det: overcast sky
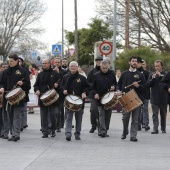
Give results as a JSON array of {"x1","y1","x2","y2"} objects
[{"x1": 39, "y1": 0, "x2": 97, "y2": 51}]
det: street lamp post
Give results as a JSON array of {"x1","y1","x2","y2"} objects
[
  {"x1": 74, "y1": 0, "x2": 78, "y2": 62},
  {"x1": 62, "y1": 0, "x2": 64, "y2": 59},
  {"x1": 112, "y1": 0, "x2": 117, "y2": 71}
]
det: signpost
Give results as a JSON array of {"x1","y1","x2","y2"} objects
[
  {"x1": 99, "y1": 41, "x2": 113, "y2": 55},
  {"x1": 52, "y1": 44, "x2": 62, "y2": 55},
  {"x1": 68, "y1": 49, "x2": 75, "y2": 57}
]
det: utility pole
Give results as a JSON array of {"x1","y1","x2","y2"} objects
[
  {"x1": 138, "y1": 0, "x2": 141, "y2": 47},
  {"x1": 74, "y1": 0, "x2": 78, "y2": 62},
  {"x1": 125, "y1": 0, "x2": 130, "y2": 49},
  {"x1": 62, "y1": 0, "x2": 64, "y2": 59},
  {"x1": 112, "y1": 0, "x2": 117, "y2": 71}
]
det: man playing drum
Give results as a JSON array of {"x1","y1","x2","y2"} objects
[
  {"x1": 117, "y1": 56, "x2": 146, "y2": 142},
  {"x1": 61, "y1": 61, "x2": 90, "y2": 141},
  {"x1": 92, "y1": 60, "x2": 117, "y2": 138},
  {"x1": 34, "y1": 58, "x2": 60, "y2": 138},
  {"x1": 0, "y1": 54, "x2": 31, "y2": 142}
]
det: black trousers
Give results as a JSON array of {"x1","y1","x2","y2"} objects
[
  {"x1": 40, "y1": 106, "x2": 58, "y2": 134},
  {"x1": 0, "y1": 108, "x2": 3, "y2": 135},
  {"x1": 90, "y1": 99, "x2": 99, "y2": 129}
]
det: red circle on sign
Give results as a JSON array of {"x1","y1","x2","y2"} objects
[{"x1": 99, "y1": 41, "x2": 113, "y2": 55}]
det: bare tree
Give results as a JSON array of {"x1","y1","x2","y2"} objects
[
  {"x1": 0, "y1": 0, "x2": 47, "y2": 60},
  {"x1": 95, "y1": 0, "x2": 170, "y2": 52}
]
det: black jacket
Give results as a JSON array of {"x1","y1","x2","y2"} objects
[
  {"x1": 92, "y1": 70, "x2": 117, "y2": 105},
  {"x1": 137, "y1": 67, "x2": 150, "y2": 99},
  {"x1": 61, "y1": 71, "x2": 91, "y2": 109},
  {"x1": 147, "y1": 71, "x2": 167, "y2": 105},
  {"x1": 117, "y1": 70, "x2": 146, "y2": 102},
  {"x1": 34, "y1": 68, "x2": 60, "y2": 107},
  {"x1": 87, "y1": 66, "x2": 101, "y2": 87},
  {"x1": 0, "y1": 64, "x2": 31, "y2": 106}
]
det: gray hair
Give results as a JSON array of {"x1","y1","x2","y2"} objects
[
  {"x1": 100, "y1": 60, "x2": 109, "y2": 66},
  {"x1": 103, "y1": 57, "x2": 111, "y2": 64},
  {"x1": 69, "y1": 61, "x2": 78, "y2": 67}
]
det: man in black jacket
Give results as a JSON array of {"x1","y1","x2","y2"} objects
[
  {"x1": 92, "y1": 60, "x2": 117, "y2": 137},
  {"x1": 87, "y1": 56, "x2": 103, "y2": 133},
  {"x1": 18, "y1": 56, "x2": 31, "y2": 131},
  {"x1": 147, "y1": 60, "x2": 167, "y2": 134},
  {"x1": 61, "y1": 61, "x2": 90, "y2": 141},
  {"x1": 34, "y1": 58, "x2": 60, "y2": 138},
  {"x1": 117, "y1": 56, "x2": 146, "y2": 142},
  {"x1": 0, "y1": 54, "x2": 31, "y2": 141},
  {"x1": 137, "y1": 57, "x2": 150, "y2": 131},
  {"x1": 53, "y1": 57, "x2": 67, "y2": 131}
]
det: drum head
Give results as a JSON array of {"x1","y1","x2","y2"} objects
[
  {"x1": 101, "y1": 91, "x2": 115, "y2": 104},
  {"x1": 40, "y1": 89, "x2": 55, "y2": 99},
  {"x1": 66, "y1": 95, "x2": 83, "y2": 104},
  {"x1": 6, "y1": 88, "x2": 21, "y2": 98}
]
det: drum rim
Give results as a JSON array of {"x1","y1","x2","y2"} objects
[
  {"x1": 40, "y1": 89, "x2": 56, "y2": 99},
  {"x1": 65, "y1": 94, "x2": 83, "y2": 104},
  {"x1": 5, "y1": 87, "x2": 22, "y2": 98},
  {"x1": 101, "y1": 91, "x2": 116, "y2": 104}
]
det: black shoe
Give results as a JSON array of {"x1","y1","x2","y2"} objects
[
  {"x1": 121, "y1": 134, "x2": 127, "y2": 140},
  {"x1": 100, "y1": 134, "x2": 109, "y2": 138},
  {"x1": 8, "y1": 136, "x2": 14, "y2": 141},
  {"x1": 75, "y1": 135, "x2": 81, "y2": 140},
  {"x1": 162, "y1": 130, "x2": 166, "y2": 133},
  {"x1": 57, "y1": 128, "x2": 61, "y2": 132},
  {"x1": 130, "y1": 137, "x2": 138, "y2": 142},
  {"x1": 42, "y1": 134, "x2": 48, "y2": 138},
  {"x1": 23, "y1": 125, "x2": 28, "y2": 129},
  {"x1": 145, "y1": 125, "x2": 150, "y2": 131},
  {"x1": 13, "y1": 136, "x2": 20, "y2": 142},
  {"x1": 72, "y1": 125, "x2": 74, "y2": 128},
  {"x1": 66, "y1": 136, "x2": 71, "y2": 141},
  {"x1": 2, "y1": 135, "x2": 9, "y2": 139},
  {"x1": 20, "y1": 128, "x2": 23, "y2": 131},
  {"x1": 89, "y1": 128, "x2": 96, "y2": 133},
  {"x1": 151, "y1": 130, "x2": 159, "y2": 134},
  {"x1": 51, "y1": 131, "x2": 56, "y2": 137}
]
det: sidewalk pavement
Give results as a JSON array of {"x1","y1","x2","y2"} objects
[{"x1": 0, "y1": 103, "x2": 170, "y2": 170}]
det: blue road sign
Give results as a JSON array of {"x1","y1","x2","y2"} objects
[
  {"x1": 32, "y1": 52, "x2": 37, "y2": 60},
  {"x1": 52, "y1": 44, "x2": 62, "y2": 55}
]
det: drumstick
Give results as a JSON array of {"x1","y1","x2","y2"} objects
[{"x1": 125, "y1": 80, "x2": 141, "y2": 89}]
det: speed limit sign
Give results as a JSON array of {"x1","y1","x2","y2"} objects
[{"x1": 99, "y1": 41, "x2": 113, "y2": 55}]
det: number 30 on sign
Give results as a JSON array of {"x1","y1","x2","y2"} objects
[{"x1": 99, "y1": 42, "x2": 113, "y2": 55}]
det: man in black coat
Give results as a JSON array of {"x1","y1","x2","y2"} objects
[
  {"x1": 117, "y1": 56, "x2": 146, "y2": 142},
  {"x1": 0, "y1": 62, "x2": 8, "y2": 139},
  {"x1": 92, "y1": 60, "x2": 117, "y2": 137},
  {"x1": 53, "y1": 57, "x2": 67, "y2": 131},
  {"x1": 61, "y1": 61, "x2": 90, "y2": 141},
  {"x1": 137, "y1": 57, "x2": 150, "y2": 131},
  {"x1": 87, "y1": 56, "x2": 103, "y2": 133},
  {"x1": 0, "y1": 54, "x2": 31, "y2": 141},
  {"x1": 18, "y1": 56, "x2": 31, "y2": 131},
  {"x1": 147, "y1": 60, "x2": 167, "y2": 134},
  {"x1": 34, "y1": 58, "x2": 60, "y2": 138}
]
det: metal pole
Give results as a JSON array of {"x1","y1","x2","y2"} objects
[
  {"x1": 112, "y1": 0, "x2": 117, "y2": 71},
  {"x1": 125, "y1": 0, "x2": 130, "y2": 49},
  {"x1": 62, "y1": 0, "x2": 64, "y2": 59},
  {"x1": 74, "y1": 0, "x2": 78, "y2": 62}
]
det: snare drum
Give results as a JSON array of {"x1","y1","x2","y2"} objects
[
  {"x1": 40, "y1": 89, "x2": 59, "y2": 106},
  {"x1": 101, "y1": 91, "x2": 118, "y2": 110},
  {"x1": 5, "y1": 88, "x2": 26, "y2": 105},
  {"x1": 118, "y1": 89, "x2": 143, "y2": 113},
  {"x1": 64, "y1": 95, "x2": 83, "y2": 112}
]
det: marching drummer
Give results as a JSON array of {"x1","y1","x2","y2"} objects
[
  {"x1": 34, "y1": 58, "x2": 60, "y2": 138},
  {"x1": 61, "y1": 61, "x2": 90, "y2": 141},
  {"x1": 117, "y1": 56, "x2": 146, "y2": 142},
  {"x1": 92, "y1": 60, "x2": 117, "y2": 138},
  {"x1": 0, "y1": 54, "x2": 31, "y2": 142}
]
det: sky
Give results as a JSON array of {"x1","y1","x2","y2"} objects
[{"x1": 39, "y1": 0, "x2": 97, "y2": 51}]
